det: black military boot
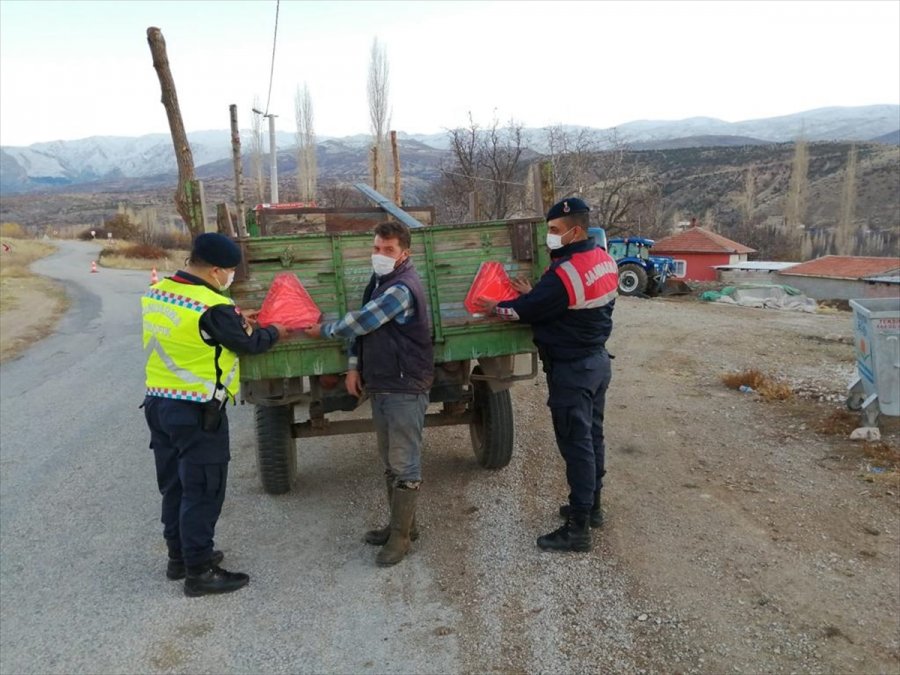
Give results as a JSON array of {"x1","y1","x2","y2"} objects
[
  {"x1": 184, "y1": 563, "x2": 249, "y2": 597},
  {"x1": 559, "y1": 491, "x2": 603, "y2": 528},
  {"x1": 537, "y1": 511, "x2": 592, "y2": 552},
  {"x1": 365, "y1": 477, "x2": 419, "y2": 545},
  {"x1": 167, "y1": 550, "x2": 224, "y2": 580}
]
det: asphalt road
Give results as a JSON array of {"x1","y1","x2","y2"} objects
[{"x1": 0, "y1": 241, "x2": 462, "y2": 674}]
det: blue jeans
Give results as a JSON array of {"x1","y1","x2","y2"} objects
[{"x1": 371, "y1": 392, "x2": 428, "y2": 484}]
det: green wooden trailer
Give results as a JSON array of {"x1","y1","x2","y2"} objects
[{"x1": 229, "y1": 216, "x2": 549, "y2": 494}]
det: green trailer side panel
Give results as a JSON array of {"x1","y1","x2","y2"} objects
[{"x1": 232, "y1": 219, "x2": 548, "y2": 381}]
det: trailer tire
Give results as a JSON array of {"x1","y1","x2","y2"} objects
[
  {"x1": 255, "y1": 404, "x2": 297, "y2": 494},
  {"x1": 469, "y1": 367, "x2": 514, "y2": 469},
  {"x1": 618, "y1": 263, "x2": 648, "y2": 296}
]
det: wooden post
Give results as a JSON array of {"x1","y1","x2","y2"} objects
[
  {"x1": 146, "y1": 27, "x2": 202, "y2": 238},
  {"x1": 468, "y1": 191, "x2": 481, "y2": 222},
  {"x1": 390, "y1": 130, "x2": 401, "y2": 205},
  {"x1": 536, "y1": 160, "x2": 555, "y2": 217},
  {"x1": 216, "y1": 203, "x2": 236, "y2": 237},
  {"x1": 184, "y1": 179, "x2": 207, "y2": 233},
  {"x1": 229, "y1": 104, "x2": 247, "y2": 237},
  {"x1": 371, "y1": 145, "x2": 379, "y2": 192}
]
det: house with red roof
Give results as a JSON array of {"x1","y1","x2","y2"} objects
[
  {"x1": 775, "y1": 255, "x2": 900, "y2": 300},
  {"x1": 651, "y1": 226, "x2": 756, "y2": 281}
]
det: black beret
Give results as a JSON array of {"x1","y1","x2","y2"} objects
[
  {"x1": 546, "y1": 197, "x2": 590, "y2": 222},
  {"x1": 191, "y1": 233, "x2": 241, "y2": 268}
]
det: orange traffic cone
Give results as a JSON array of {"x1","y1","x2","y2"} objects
[
  {"x1": 150, "y1": 267, "x2": 159, "y2": 285},
  {"x1": 91, "y1": 261, "x2": 98, "y2": 273}
]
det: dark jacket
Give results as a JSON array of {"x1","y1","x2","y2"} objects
[
  {"x1": 498, "y1": 239, "x2": 615, "y2": 361},
  {"x1": 359, "y1": 260, "x2": 434, "y2": 394}
]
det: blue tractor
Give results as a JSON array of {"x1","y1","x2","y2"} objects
[{"x1": 606, "y1": 236, "x2": 679, "y2": 296}]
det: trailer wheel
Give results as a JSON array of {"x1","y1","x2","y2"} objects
[
  {"x1": 255, "y1": 404, "x2": 297, "y2": 494},
  {"x1": 469, "y1": 366, "x2": 514, "y2": 469},
  {"x1": 618, "y1": 263, "x2": 648, "y2": 296}
]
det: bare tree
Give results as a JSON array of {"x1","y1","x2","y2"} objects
[
  {"x1": 836, "y1": 143, "x2": 858, "y2": 255},
  {"x1": 741, "y1": 165, "x2": 756, "y2": 224},
  {"x1": 367, "y1": 37, "x2": 390, "y2": 193},
  {"x1": 585, "y1": 134, "x2": 656, "y2": 236},
  {"x1": 320, "y1": 180, "x2": 367, "y2": 209},
  {"x1": 543, "y1": 125, "x2": 599, "y2": 198},
  {"x1": 539, "y1": 127, "x2": 657, "y2": 236},
  {"x1": 250, "y1": 96, "x2": 265, "y2": 204},
  {"x1": 441, "y1": 114, "x2": 528, "y2": 221},
  {"x1": 482, "y1": 117, "x2": 526, "y2": 218},
  {"x1": 785, "y1": 137, "x2": 808, "y2": 229},
  {"x1": 294, "y1": 83, "x2": 317, "y2": 202}
]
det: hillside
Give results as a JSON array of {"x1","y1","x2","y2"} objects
[
  {"x1": 1, "y1": 105, "x2": 897, "y2": 195},
  {"x1": 2, "y1": 141, "x2": 896, "y2": 260}
]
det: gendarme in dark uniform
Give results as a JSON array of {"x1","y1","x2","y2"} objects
[
  {"x1": 487, "y1": 198, "x2": 616, "y2": 552},
  {"x1": 141, "y1": 233, "x2": 284, "y2": 596}
]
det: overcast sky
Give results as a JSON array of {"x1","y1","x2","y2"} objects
[{"x1": 1, "y1": 0, "x2": 898, "y2": 147}]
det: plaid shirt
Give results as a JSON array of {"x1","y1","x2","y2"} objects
[{"x1": 321, "y1": 282, "x2": 414, "y2": 370}]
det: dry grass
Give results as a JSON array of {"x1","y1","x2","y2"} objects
[
  {"x1": 0, "y1": 239, "x2": 58, "y2": 312},
  {"x1": 99, "y1": 248, "x2": 188, "y2": 272},
  {"x1": 863, "y1": 441, "x2": 900, "y2": 471},
  {"x1": 817, "y1": 409, "x2": 859, "y2": 436},
  {"x1": 0, "y1": 238, "x2": 69, "y2": 361},
  {"x1": 721, "y1": 368, "x2": 793, "y2": 401}
]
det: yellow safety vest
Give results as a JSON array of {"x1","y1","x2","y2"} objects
[{"x1": 142, "y1": 278, "x2": 240, "y2": 402}]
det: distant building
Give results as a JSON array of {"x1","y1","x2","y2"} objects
[
  {"x1": 715, "y1": 261, "x2": 800, "y2": 284},
  {"x1": 652, "y1": 225, "x2": 756, "y2": 281},
  {"x1": 775, "y1": 255, "x2": 900, "y2": 300}
]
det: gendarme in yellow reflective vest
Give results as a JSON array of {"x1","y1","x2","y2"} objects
[{"x1": 142, "y1": 278, "x2": 239, "y2": 402}]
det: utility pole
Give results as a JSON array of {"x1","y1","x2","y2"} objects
[
  {"x1": 253, "y1": 108, "x2": 279, "y2": 204},
  {"x1": 229, "y1": 104, "x2": 247, "y2": 236}
]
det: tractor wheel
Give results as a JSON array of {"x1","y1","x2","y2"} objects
[
  {"x1": 618, "y1": 263, "x2": 648, "y2": 296},
  {"x1": 255, "y1": 404, "x2": 297, "y2": 494},
  {"x1": 469, "y1": 367, "x2": 514, "y2": 469}
]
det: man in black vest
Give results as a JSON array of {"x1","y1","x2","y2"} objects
[{"x1": 307, "y1": 221, "x2": 434, "y2": 566}]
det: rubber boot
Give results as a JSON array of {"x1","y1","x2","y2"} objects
[
  {"x1": 376, "y1": 486, "x2": 418, "y2": 566},
  {"x1": 365, "y1": 477, "x2": 419, "y2": 545},
  {"x1": 559, "y1": 491, "x2": 603, "y2": 528},
  {"x1": 537, "y1": 511, "x2": 592, "y2": 552}
]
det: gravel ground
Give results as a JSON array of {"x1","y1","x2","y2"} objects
[{"x1": 1, "y1": 247, "x2": 898, "y2": 674}]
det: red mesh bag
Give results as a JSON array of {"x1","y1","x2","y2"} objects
[
  {"x1": 256, "y1": 273, "x2": 322, "y2": 330},
  {"x1": 464, "y1": 261, "x2": 520, "y2": 315}
]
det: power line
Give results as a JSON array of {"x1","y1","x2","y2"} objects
[
  {"x1": 441, "y1": 168, "x2": 578, "y2": 191},
  {"x1": 264, "y1": 0, "x2": 280, "y2": 115},
  {"x1": 440, "y1": 169, "x2": 526, "y2": 187}
]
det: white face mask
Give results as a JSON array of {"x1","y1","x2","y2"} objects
[
  {"x1": 546, "y1": 226, "x2": 575, "y2": 251},
  {"x1": 218, "y1": 270, "x2": 235, "y2": 291},
  {"x1": 372, "y1": 253, "x2": 398, "y2": 276},
  {"x1": 546, "y1": 233, "x2": 564, "y2": 250}
]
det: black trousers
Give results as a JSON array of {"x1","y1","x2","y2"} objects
[
  {"x1": 545, "y1": 351, "x2": 612, "y2": 513},
  {"x1": 143, "y1": 396, "x2": 229, "y2": 567}
]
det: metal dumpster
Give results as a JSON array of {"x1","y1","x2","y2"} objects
[{"x1": 847, "y1": 297, "x2": 900, "y2": 424}]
